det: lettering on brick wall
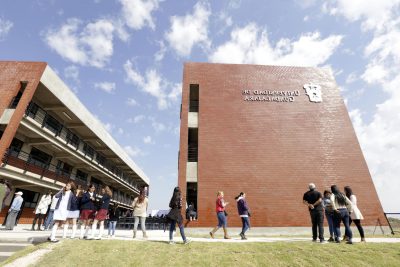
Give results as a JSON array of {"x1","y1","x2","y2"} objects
[{"x1": 242, "y1": 90, "x2": 300, "y2": 102}]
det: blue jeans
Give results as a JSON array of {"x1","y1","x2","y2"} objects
[
  {"x1": 241, "y1": 217, "x2": 250, "y2": 234},
  {"x1": 325, "y1": 212, "x2": 334, "y2": 237},
  {"x1": 169, "y1": 221, "x2": 186, "y2": 242},
  {"x1": 108, "y1": 221, "x2": 117, "y2": 235},
  {"x1": 217, "y1": 212, "x2": 227, "y2": 228},
  {"x1": 333, "y1": 208, "x2": 352, "y2": 240},
  {"x1": 43, "y1": 210, "x2": 55, "y2": 230}
]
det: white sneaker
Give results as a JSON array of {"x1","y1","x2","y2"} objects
[{"x1": 168, "y1": 241, "x2": 175, "y2": 245}]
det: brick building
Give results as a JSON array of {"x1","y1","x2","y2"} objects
[
  {"x1": 178, "y1": 62, "x2": 385, "y2": 227},
  {"x1": 0, "y1": 61, "x2": 149, "y2": 224}
]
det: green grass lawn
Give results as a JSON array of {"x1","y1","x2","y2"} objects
[{"x1": 9, "y1": 240, "x2": 400, "y2": 267}]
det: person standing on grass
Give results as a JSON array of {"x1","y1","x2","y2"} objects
[
  {"x1": 167, "y1": 187, "x2": 191, "y2": 244},
  {"x1": 49, "y1": 181, "x2": 77, "y2": 242},
  {"x1": 322, "y1": 190, "x2": 335, "y2": 242},
  {"x1": 132, "y1": 189, "x2": 148, "y2": 239},
  {"x1": 330, "y1": 184, "x2": 353, "y2": 244},
  {"x1": 303, "y1": 183, "x2": 325, "y2": 243},
  {"x1": 344, "y1": 186, "x2": 365, "y2": 242},
  {"x1": 79, "y1": 184, "x2": 97, "y2": 239},
  {"x1": 235, "y1": 192, "x2": 250, "y2": 240},
  {"x1": 31, "y1": 190, "x2": 52, "y2": 231},
  {"x1": 108, "y1": 204, "x2": 120, "y2": 238},
  {"x1": 5, "y1": 191, "x2": 23, "y2": 230},
  {"x1": 89, "y1": 186, "x2": 112, "y2": 240},
  {"x1": 63, "y1": 186, "x2": 82, "y2": 239},
  {"x1": 210, "y1": 191, "x2": 231, "y2": 239}
]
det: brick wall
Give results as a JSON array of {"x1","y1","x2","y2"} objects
[
  {"x1": 0, "y1": 61, "x2": 47, "y2": 162},
  {"x1": 178, "y1": 63, "x2": 386, "y2": 227}
]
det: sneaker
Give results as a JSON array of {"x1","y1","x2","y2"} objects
[
  {"x1": 209, "y1": 232, "x2": 214, "y2": 239},
  {"x1": 346, "y1": 240, "x2": 353, "y2": 245},
  {"x1": 335, "y1": 238, "x2": 340, "y2": 243},
  {"x1": 183, "y1": 239, "x2": 191, "y2": 245},
  {"x1": 50, "y1": 239, "x2": 59, "y2": 243},
  {"x1": 312, "y1": 239, "x2": 317, "y2": 242},
  {"x1": 328, "y1": 237, "x2": 334, "y2": 242},
  {"x1": 320, "y1": 240, "x2": 327, "y2": 244},
  {"x1": 143, "y1": 234, "x2": 148, "y2": 239},
  {"x1": 361, "y1": 238, "x2": 366, "y2": 243},
  {"x1": 168, "y1": 241, "x2": 175, "y2": 245}
]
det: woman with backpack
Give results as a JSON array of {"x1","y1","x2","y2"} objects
[{"x1": 330, "y1": 185, "x2": 353, "y2": 244}]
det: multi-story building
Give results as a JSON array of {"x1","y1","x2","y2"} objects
[
  {"x1": 0, "y1": 61, "x2": 149, "y2": 224},
  {"x1": 178, "y1": 62, "x2": 386, "y2": 227}
]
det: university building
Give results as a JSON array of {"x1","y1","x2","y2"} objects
[
  {"x1": 178, "y1": 62, "x2": 386, "y2": 227},
  {"x1": 0, "y1": 61, "x2": 149, "y2": 224}
]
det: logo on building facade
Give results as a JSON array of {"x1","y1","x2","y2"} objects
[{"x1": 303, "y1": 83, "x2": 322, "y2": 103}]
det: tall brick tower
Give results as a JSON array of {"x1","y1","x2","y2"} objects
[{"x1": 178, "y1": 62, "x2": 385, "y2": 227}]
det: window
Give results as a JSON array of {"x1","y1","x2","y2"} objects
[
  {"x1": 76, "y1": 169, "x2": 88, "y2": 183},
  {"x1": 189, "y1": 84, "x2": 199, "y2": 112},
  {"x1": 44, "y1": 114, "x2": 62, "y2": 135},
  {"x1": 29, "y1": 147, "x2": 52, "y2": 169}
]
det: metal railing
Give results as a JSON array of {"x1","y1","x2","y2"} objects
[
  {"x1": 2, "y1": 148, "x2": 134, "y2": 207},
  {"x1": 384, "y1": 213, "x2": 400, "y2": 235},
  {"x1": 189, "y1": 100, "x2": 199, "y2": 112},
  {"x1": 23, "y1": 101, "x2": 140, "y2": 191}
]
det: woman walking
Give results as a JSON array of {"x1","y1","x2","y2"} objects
[
  {"x1": 210, "y1": 191, "x2": 230, "y2": 239},
  {"x1": 79, "y1": 184, "x2": 97, "y2": 239},
  {"x1": 108, "y1": 204, "x2": 120, "y2": 238},
  {"x1": 167, "y1": 187, "x2": 190, "y2": 244},
  {"x1": 235, "y1": 192, "x2": 250, "y2": 240},
  {"x1": 89, "y1": 186, "x2": 112, "y2": 240},
  {"x1": 330, "y1": 185, "x2": 353, "y2": 244},
  {"x1": 323, "y1": 190, "x2": 335, "y2": 242},
  {"x1": 132, "y1": 189, "x2": 148, "y2": 239},
  {"x1": 344, "y1": 186, "x2": 366, "y2": 242},
  {"x1": 49, "y1": 181, "x2": 77, "y2": 242}
]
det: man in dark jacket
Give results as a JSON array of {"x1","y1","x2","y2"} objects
[{"x1": 303, "y1": 183, "x2": 325, "y2": 243}]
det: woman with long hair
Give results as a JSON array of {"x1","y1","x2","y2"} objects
[
  {"x1": 344, "y1": 186, "x2": 365, "y2": 242},
  {"x1": 323, "y1": 190, "x2": 335, "y2": 242},
  {"x1": 235, "y1": 192, "x2": 250, "y2": 240},
  {"x1": 108, "y1": 204, "x2": 120, "y2": 238},
  {"x1": 49, "y1": 181, "x2": 77, "y2": 242},
  {"x1": 132, "y1": 189, "x2": 148, "y2": 239},
  {"x1": 79, "y1": 184, "x2": 97, "y2": 239},
  {"x1": 330, "y1": 185, "x2": 353, "y2": 244},
  {"x1": 167, "y1": 187, "x2": 190, "y2": 244},
  {"x1": 63, "y1": 185, "x2": 83, "y2": 238},
  {"x1": 210, "y1": 191, "x2": 230, "y2": 239},
  {"x1": 89, "y1": 186, "x2": 112, "y2": 240}
]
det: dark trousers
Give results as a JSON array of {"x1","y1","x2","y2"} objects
[
  {"x1": 310, "y1": 209, "x2": 324, "y2": 241},
  {"x1": 333, "y1": 208, "x2": 353, "y2": 240},
  {"x1": 241, "y1": 217, "x2": 250, "y2": 235},
  {"x1": 5, "y1": 210, "x2": 19, "y2": 230},
  {"x1": 32, "y1": 213, "x2": 45, "y2": 230},
  {"x1": 349, "y1": 218, "x2": 365, "y2": 238},
  {"x1": 169, "y1": 221, "x2": 186, "y2": 242}
]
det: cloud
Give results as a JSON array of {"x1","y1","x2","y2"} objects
[
  {"x1": 326, "y1": 0, "x2": 400, "y2": 212},
  {"x1": 94, "y1": 82, "x2": 116, "y2": 93},
  {"x1": 124, "y1": 145, "x2": 142, "y2": 157},
  {"x1": 126, "y1": 98, "x2": 138, "y2": 107},
  {"x1": 0, "y1": 18, "x2": 13, "y2": 41},
  {"x1": 322, "y1": 0, "x2": 400, "y2": 31},
  {"x1": 151, "y1": 120, "x2": 166, "y2": 132},
  {"x1": 143, "y1": 135, "x2": 154, "y2": 144},
  {"x1": 123, "y1": 60, "x2": 181, "y2": 109},
  {"x1": 44, "y1": 18, "x2": 117, "y2": 68},
  {"x1": 165, "y1": 1, "x2": 211, "y2": 57},
  {"x1": 128, "y1": 114, "x2": 145, "y2": 124},
  {"x1": 154, "y1": 41, "x2": 167, "y2": 62},
  {"x1": 64, "y1": 65, "x2": 80, "y2": 83},
  {"x1": 103, "y1": 122, "x2": 115, "y2": 133},
  {"x1": 119, "y1": 0, "x2": 160, "y2": 30},
  {"x1": 209, "y1": 23, "x2": 343, "y2": 66}
]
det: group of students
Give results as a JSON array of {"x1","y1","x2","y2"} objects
[
  {"x1": 303, "y1": 183, "x2": 365, "y2": 244},
  {"x1": 45, "y1": 181, "x2": 114, "y2": 242}
]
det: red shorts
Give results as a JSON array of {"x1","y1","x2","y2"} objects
[
  {"x1": 95, "y1": 209, "x2": 108, "y2": 221},
  {"x1": 80, "y1": 209, "x2": 95, "y2": 220}
]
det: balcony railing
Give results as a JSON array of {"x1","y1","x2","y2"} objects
[
  {"x1": 2, "y1": 148, "x2": 134, "y2": 207},
  {"x1": 23, "y1": 101, "x2": 140, "y2": 191},
  {"x1": 189, "y1": 100, "x2": 199, "y2": 112}
]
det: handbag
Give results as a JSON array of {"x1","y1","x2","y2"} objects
[{"x1": 224, "y1": 210, "x2": 228, "y2": 216}]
